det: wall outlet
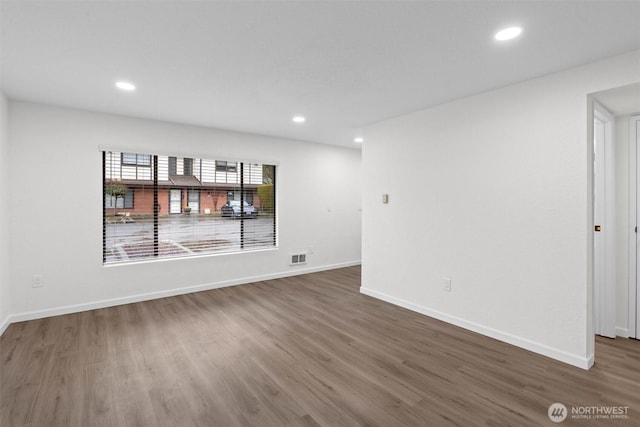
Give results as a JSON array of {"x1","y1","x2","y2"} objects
[
  {"x1": 442, "y1": 278, "x2": 452, "y2": 292},
  {"x1": 32, "y1": 274, "x2": 44, "y2": 288}
]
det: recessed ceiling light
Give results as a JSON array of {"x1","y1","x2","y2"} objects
[
  {"x1": 292, "y1": 116, "x2": 306, "y2": 123},
  {"x1": 354, "y1": 137, "x2": 364, "y2": 143},
  {"x1": 495, "y1": 26, "x2": 522, "y2": 41},
  {"x1": 115, "y1": 81, "x2": 136, "y2": 91}
]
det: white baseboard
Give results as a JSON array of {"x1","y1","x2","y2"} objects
[
  {"x1": 616, "y1": 326, "x2": 629, "y2": 338},
  {"x1": 0, "y1": 315, "x2": 9, "y2": 336},
  {"x1": 2, "y1": 261, "x2": 360, "y2": 333},
  {"x1": 360, "y1": 286, "x2": 593, "y2": 371}
]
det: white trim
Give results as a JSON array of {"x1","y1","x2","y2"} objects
[
  {"x1": 630, "y1": 114, "x2": 640, "y2": 339},
  {"x1": 98, "y1": 145, "x2": 281, "y2": 168},
  {"x1": 593, "y1": 102, "x2": 616, "y2": 338},
  {"x1": 103, "y1": 246, "x2": 279, "y2": 268},
  {"x1": 1, "y1": 261, "x2": 360, "y2": 333},
  {"x1": 360, "y1": 287, "x2": 594, "y2": 370},
  {"x1": 616, "y1": 326, "x2": 629, "y2": 338},
  {"x1": 0, "y1": 315, "x2": 10, "y2": 336}
]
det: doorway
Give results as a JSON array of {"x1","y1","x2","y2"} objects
[
  {"x1": 169, "y1": 189, "x2": 181, "y2": 214},
  {"x1": 591, "y1": 82, "x2": 640, "y2": 342},
  {"x1": 593, "y1": 102, "x2": 616, "y2": 338},
  {"x1": 187, "y1": 189, "x2": 200, "y2": 214}
]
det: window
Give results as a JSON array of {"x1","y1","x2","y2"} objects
[
  {"x1": 184, "y1": 158, "x2": 193, "y2": 176},
  {"x1": 104, "y1": 187, "x2": 134, "y2": 209},
  {"x1": 103, "y1": 151, "x2": 276, "y2": 264},
  {"x1": 216, "y1": 160, "x2": 237, "y2": 173},
  {"x1": 122, "y1": 152, "x2": 151, "y2": 166},
  {"x1": 168, "y1": 157, "x2": 177, "y2": 175}
]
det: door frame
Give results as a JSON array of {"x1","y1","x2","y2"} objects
[
  {"x1": 629, "y1": 114, "x2": 640, "y2": 339},
  {"x1": 593, "y1": 101, "x2": 616, "y2": 338}
]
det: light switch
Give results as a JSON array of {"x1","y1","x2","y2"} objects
[{"x1": 382, "y1": 194, "x2": 389, "y2": 204}]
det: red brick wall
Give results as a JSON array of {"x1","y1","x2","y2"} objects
[
  {"x1": 198, "y1": 189, "x2": 227, "y2": 214},
  {"x1": 108, "y1": 187, "x2": 262, "y2": 216},
  {"x1": 106, "y1": 187, "x2": 170, "y2": 216}
]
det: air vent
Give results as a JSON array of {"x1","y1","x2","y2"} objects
[{"x1": 290, "y1": 252, "x2": 307, "y2": 265}]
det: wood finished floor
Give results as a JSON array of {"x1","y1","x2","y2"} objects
[{"x1": 1, "y1": 266, "x2": 639, "y2": 426}]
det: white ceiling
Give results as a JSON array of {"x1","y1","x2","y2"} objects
[{"x1": 1, "y1": 1, "x2": 639, "y2": 148}]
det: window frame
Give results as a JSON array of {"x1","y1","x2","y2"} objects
[
  {"x1": 122, "y1": 152, "x2": 151, "y2": 167},
  {"x1": 184, "y1": 158, "x2": 194, "y2": 176},
  {"x1": 103, "y1": 151, "x2": 277, "y2": 265},
  {"x1": 216, "y1": 160, "x2": 237, "y2": 173},
  {"x1": 168, "y1": 156, "x2": 177, "y2": 175},
  {"x1": 104, "y1": 187, "x2": 134, "y2": 209}
]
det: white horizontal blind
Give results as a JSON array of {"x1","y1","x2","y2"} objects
[{"x1": 103, "y1": 151, "x2": 276, "y2": 264}]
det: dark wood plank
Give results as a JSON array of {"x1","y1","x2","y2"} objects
[{"x1": 1, "y1": 266, "x2": 638, "y2": 426}]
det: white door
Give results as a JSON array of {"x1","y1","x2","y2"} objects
[
  {"x1": 188, "y1": 190, "x2": 200, "y2": 213},
  {"x1": 593, "y1": 103, "x2": 616, "y2": 338},
  {"x1": 169, "y1": 189, "x2": 181, "y2": 214}
]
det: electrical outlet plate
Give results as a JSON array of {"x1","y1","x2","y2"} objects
[{"x1": 443, "y1": 278, "x2": 452, "y2": 292}]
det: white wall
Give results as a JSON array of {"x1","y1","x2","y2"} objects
[
  {"x1": 361, "y1": 50, "x2": 640, "y2": 369},
  {"x1": 0, "y1": 91, "x2": 10, "y2": 333},
  {"x1": 7, "y1": 102, "x2": 361, "y2": 320}
]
